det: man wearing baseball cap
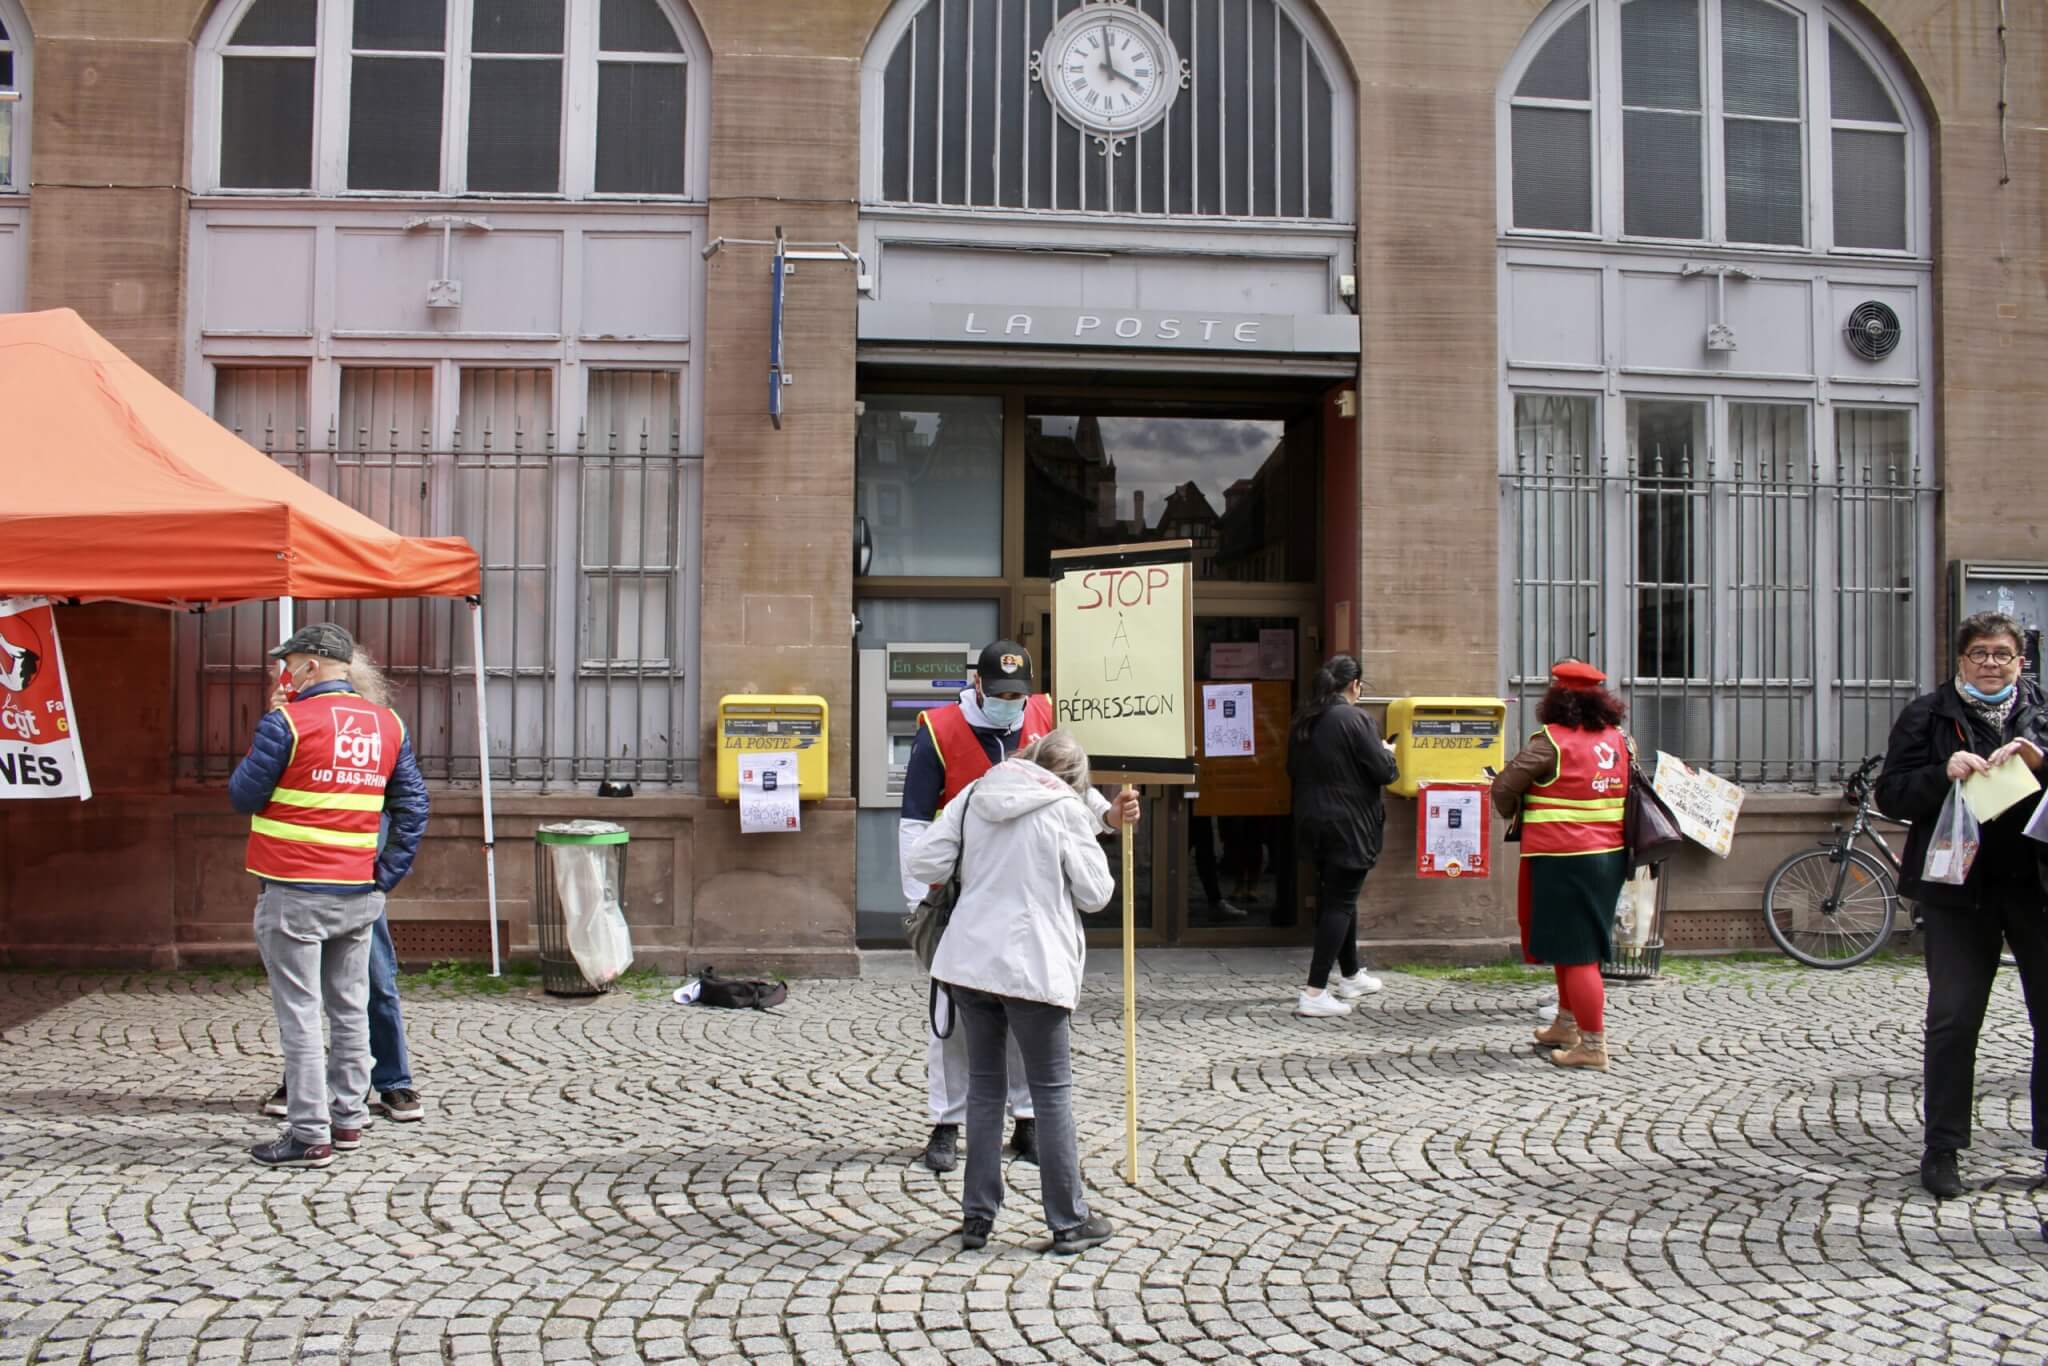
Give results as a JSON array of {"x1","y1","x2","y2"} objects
[
  {"x1": 900, "y1": 639, "x2": 1140, "y2": 1173},
  {"x1": 230, "y1": 623, "x2": 429, "y2": 1167}
]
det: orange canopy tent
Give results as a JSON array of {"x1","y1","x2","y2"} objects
[
  {"x1": 0, "y1": 309, "x2": 505, "y2": 970},
  {"x1": 0, "y1": 308, "x2": 479, "y2": 606}
]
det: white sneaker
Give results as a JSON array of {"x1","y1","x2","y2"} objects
[
  {"x1": 1295, "y1": 989, "x2": 1353, "y2": 1018},
  {"x1": 1209, "y1": 899, "x2": 1249, "y2": 919},
  {"x1": 1330, "y1": 969, "x2": 1383, "y2": 999},
  {"x1": 1536, "y1": 1003, "x2": 1559, "y2": 1025}
]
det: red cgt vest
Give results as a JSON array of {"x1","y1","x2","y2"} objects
[
  {"x1": 1521, "y1": 724, "x2": 1629, "y2": 857},
  {"x1": 921, "y1": 694, "x2": 1055, "y2": 806},
  {"x1": 245, "y1": 689, "x2": 404, "y2": 886}
]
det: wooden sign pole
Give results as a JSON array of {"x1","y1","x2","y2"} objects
[{"x1": 1120, "y1": 782, "x2": 1141, "y2": 1186}]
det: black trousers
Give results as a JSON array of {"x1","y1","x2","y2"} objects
[
  {"x1": 1922, "y1": 892, "x2": 2048, "y2": 1152},
  {"x1": 1306, "y1": 862, "x2": 1369, "y2": 988}
]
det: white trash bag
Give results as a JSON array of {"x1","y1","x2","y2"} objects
[
  {"x1": 1614, "y1": 867, "x2": 1659, "y2": 951},
  {"x1": 1921, "y1": 781, "x2": 1980, "y2": 887},
  {"x1": 546, "y1": 822, "x2": 633, "y2": 987}
]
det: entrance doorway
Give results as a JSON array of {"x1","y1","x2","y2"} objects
[{"x1": 855, "y1": 379, "x2": 1334, "y2": 949}]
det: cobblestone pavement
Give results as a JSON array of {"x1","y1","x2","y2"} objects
[{"x1": 3, "y1": 953, "x2": 2047, "y2": 1366}]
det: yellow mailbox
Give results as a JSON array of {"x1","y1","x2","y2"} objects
[
  {"x1": 1384, "y1": 696, "x2": 1508, "y2": 798},
  {"x1": 716, "y1": 694, "x2": 830, "y2": 799}
]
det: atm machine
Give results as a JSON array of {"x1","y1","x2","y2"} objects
[{"x1": 857, "y1": 642, "x2": 974, "y2": 808}]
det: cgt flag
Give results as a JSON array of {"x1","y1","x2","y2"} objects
[{"x1": 0, "y1": 597, "x2": 91, "y2": 801}]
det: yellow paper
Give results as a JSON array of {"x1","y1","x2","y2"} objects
[{"x1": 1961, "y1": 757, "x2": 2041, "y2": 824}]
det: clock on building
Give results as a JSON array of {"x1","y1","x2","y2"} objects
[{"x1": 1034, "y1": 2, "x2": 1184, "y2": 144}]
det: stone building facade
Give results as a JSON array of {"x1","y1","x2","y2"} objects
[{"x1": 1, "y1": 0, "x2": 2042, "y2": 971}]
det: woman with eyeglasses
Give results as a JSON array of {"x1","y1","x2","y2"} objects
[{"x1": 1877, "y1": 611, "x2": 2048, "y2": 1200}]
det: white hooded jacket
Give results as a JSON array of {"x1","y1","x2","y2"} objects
[{"x1": 908, "y1": 756, "x2": 1116, "y2": 1011}]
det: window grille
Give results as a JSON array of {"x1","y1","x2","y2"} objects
[
  {"x1": 184, "y1": 367, "x2": 698, "y2": 790},
  {"x1": 1505, "y1": 393, "x2": 1933, "y2": 787},
  {"x1": 211, "y1": 0, "x2": 694, "y2": 197},
  {"x1": 1, "y1": 11, "x2": 22, "y2": 190},
  {"x1": 1505, "y1": 0, "x2": 1917, "y2": 255},
  {"x1": 875, "y1": 0, "x2": 1345, "y2": 219}
]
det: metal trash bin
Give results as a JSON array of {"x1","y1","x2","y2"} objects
[
  {"x1": 534, "y1": 820, "x2": 630, "y2": 997},
  {"x1": 1605, "y1": 868, "x2": 1666, "y2": 981}
]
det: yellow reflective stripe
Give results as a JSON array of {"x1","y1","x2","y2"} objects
[
  {"x1": 270, "y1": 786, "x2": 383, "y2": 812},
  {"x1": 1521, "y1": 808, "x2": 1625, "y2": 825},
  {"x1": 1526, "y1": 793, "x2": 1627, "y2": 810},
  {"x1": 250, "y1": 815, "x2": 379, "y2": 849}
]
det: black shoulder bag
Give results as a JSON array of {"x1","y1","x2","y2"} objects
[{"x1": 903, "y1": 783, "x2": 976, "y2": 1038}]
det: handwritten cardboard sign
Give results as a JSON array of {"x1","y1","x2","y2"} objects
[
  {"x1": 1049, "y1": 541, "x2": 1196, "y2": 783},
  {"x1": 1651, "y1": 751, "x2": 1744, "y2": 858}
]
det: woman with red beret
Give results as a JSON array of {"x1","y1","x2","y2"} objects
[{"x1": 1490, "y1": 660, "x2": 1632, "y2": 1071}]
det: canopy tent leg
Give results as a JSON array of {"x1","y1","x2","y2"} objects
[
  {"x1": 278, "y1": 597, "x2": 294, "y2": 644},
  {"x1": 469, "y1": 598, "x2": 501, "y2": 977}
]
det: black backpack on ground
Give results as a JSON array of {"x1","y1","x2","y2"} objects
[{"x1": 695, "y1": 966, "x2": 788, "y2": 1010}]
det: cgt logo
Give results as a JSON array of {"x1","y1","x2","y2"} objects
[{"x1": 332, "y1": 707, "x2": 384, "y2": 771}]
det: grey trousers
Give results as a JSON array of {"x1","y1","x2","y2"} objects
[
  {"x1": 253, "y1": 883, "x2": 381, "y2": 1146},
  {"x1": 951, "y1": 986, "x2": 1089, "y2": 1233},
  {"x1": 928, "y1": 985, "x2": 1034, "y2": 1125}
]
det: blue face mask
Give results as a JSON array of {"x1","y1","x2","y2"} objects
[
  {"x1": 1961, "y1": 678, "x2": 2016, "y2": 705},
  {"x1": 982, "y1": 695, "x2": 1027, "y2": 729}
]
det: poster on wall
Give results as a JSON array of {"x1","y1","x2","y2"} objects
[
  {"x1": 738, "y1": 752, "x2": 800, "y2": 833},
  {"x1": 0, "y1": 597, "x2": 91, "y2": 801},
  {"x1": 1416, "y1": 783, "x2": 1489, "y2": 878},
  {"x1": 1049, "y1": 541, "x2": 1196, "y2": 783}
]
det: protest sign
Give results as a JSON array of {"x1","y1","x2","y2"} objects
[
  {"x1": 1651, "y1": 752, "x2": 1743, "y2": 858},
  {"x1": 0, "y1": 597, "x2": 91, "y2": 801},
  {"x1": 1049, "y1": 541, "x2": 1195, "y2": 783},
  {"x1": 1049, "y1": 541, "x2": 1195, "y2": 1187}
]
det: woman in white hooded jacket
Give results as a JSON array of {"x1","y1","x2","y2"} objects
[{"x1": 908, "y1": 730, "x2": 1117, "y2": 1255}]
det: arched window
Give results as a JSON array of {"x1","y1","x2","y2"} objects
[
  {"x1": 0, "y1": 0, "x2": 29, "y2": 192},
  {"x1": 1502, "y1": 0, "x2": 1923, "y2": 254},
  {"x1": 863, "y1": 0, "x2": 1354, "y2": 220},
  {"x1": 196, "y1": 0, "x2": 709, "y2": 198}
]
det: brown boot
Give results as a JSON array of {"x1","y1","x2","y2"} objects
[
  {"x1": 1550, "y1": 1030, "x2": 1608, "y2": 1071},
  {"x1": 1533, "y1": 1008, "x2": 1579, "y2": 1049}
]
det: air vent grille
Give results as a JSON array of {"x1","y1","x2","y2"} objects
[{"x1": 1844, "y1": 300, "x2": 1902, "y2": 361}]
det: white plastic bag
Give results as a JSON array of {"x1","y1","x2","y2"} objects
[
  {"x1": 1922, "y1": 781, "x2": 1980, "y2": 887},
  {"x1": 1614, "y1": 867, "x2": 1659, "y2": 951},
  {"x1": 554, "y1": 844, "x2": 634, "y2": 987}
]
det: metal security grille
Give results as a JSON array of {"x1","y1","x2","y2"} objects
[
  {"x1": 1504, "y1": 398, "x2": 1933, "y2": 787},
  {"x1": 876, "y1": 0, "x2": 1341, "y2": 218},
  {"x1": 175, "y1": 421, "x2": 699, "y2": 791}
]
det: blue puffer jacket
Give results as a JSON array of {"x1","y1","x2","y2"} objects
[{"x1": 230, "y1": 680, "x2": 431, "y2": 894}]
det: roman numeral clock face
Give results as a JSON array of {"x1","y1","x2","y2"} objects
[{"x1": 1040, "y1": 5, "x2": 1181, "y2": 140}]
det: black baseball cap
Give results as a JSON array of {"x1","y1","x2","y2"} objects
[
  {"x1": 975, "y1": 639, "x2": 1034, "y2": 693},
  {"x1": 268, "y1": 622, "x2": 356, "y2": 664}
]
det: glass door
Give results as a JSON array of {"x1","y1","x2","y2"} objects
[{"x1": 1180, "y1": 612, "x2": 1308, "y2": 942}]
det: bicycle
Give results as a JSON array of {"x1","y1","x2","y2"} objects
[{"x1": 1761, "y1": 755, "x2": 1909, "y2": 968}]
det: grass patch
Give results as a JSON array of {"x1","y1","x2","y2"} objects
[
  {"x1": 398, "y1": 958, "x2": 539, "y2": 995},
  {"x1": 1384, "y1": 960, "x2": 1548, "y2": 987}
]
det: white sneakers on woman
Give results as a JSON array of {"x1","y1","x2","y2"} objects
[
  {"x1": 1330, "y1": 969, "x2": 1384, "y2": 999},
  {"x1": 1295, "y1": 988, "x2": 1352, "y2": 1018}
]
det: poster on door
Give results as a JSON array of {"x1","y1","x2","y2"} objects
[{"x1": 0, "y1": 597, "x2": 92, "y2": 801}]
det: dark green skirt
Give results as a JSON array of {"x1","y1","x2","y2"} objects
[{"x1": 1524, "y1": 850, "x2": 1627, "y2": 966}]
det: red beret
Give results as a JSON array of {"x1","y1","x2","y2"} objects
[{"x1": 1551, "y1": 661, "x2": 1608, "y2": 691}]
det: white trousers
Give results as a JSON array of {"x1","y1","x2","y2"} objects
[{"x1": 928, "y1": 985, "x2": 1033, "y2": 1125}]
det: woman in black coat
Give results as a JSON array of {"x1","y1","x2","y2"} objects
[
  {"x1": 1286, "y1": 655, "x2": 1399, "y2": 1018},
  {"x1": 1876, "y1": 611, "x2": 2048, "y2": 1200}
]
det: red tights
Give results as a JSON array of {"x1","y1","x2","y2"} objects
[{"x1": 1553, "y1": 963, "x2": 1605, "y2": 1034}]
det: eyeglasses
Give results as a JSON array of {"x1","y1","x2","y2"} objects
[{"x1": 1963, "y1": 649, "x2": 2019, "y2": 665}]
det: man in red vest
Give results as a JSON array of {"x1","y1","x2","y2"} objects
[
  {"x1": 899, "y1": 640, "x2": 1140, "y2": 1172},
  {"x1": 231, "y1": 623, "x2": 429, "y2": 1168}
]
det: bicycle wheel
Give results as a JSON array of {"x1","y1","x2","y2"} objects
[{"x1": 1762, "y1": 846, "x2": 1898, "y2": 968}]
